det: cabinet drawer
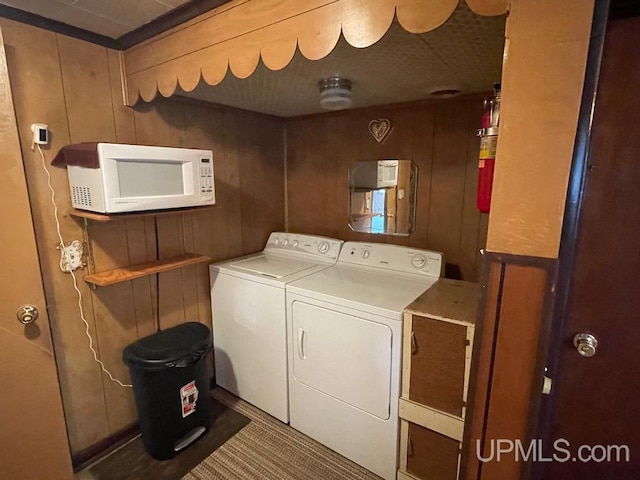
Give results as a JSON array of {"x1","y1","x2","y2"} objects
[
  {"x1": 408, "y1": 315, "x2": 469, "y2": 417},
  {"x1": 400, "y1": 420, "x2": 461, "y2": 480}
]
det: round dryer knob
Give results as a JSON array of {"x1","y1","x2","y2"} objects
[
  {"x1": 411, "y1": 254, "x2": 427, "y2": 269},
  {"x1": 283, "y1": 239, "x2": 289, "y2": 246},
  {"x1": 292, "y1": 240, "x2": 299, "y2": 247},
  {"x1": 274, "y1": 238, "x2": 281, "y2": 245},
  {"x1": 318, "y1": 241, "x2": 330, "y2": 254}
]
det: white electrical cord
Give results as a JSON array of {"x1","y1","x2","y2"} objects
[{"x1": 37, "y1": 144, "x2": 132, "y2": 388}]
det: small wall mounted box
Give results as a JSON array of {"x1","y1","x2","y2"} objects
[{"x1": 31, "y1": 123, "x2": 49, "y2": 147}]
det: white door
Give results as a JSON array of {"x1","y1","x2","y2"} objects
[
  {"x1": 288, "y1": 297, "x2": 400, "y2": 480},
  {"x1": 291, "y1": 300, "x2": 392, "y2": 419}
]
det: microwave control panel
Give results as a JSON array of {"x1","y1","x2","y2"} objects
[{"x1": 199, "y1": 156, "x2": 214, "y2": 202}]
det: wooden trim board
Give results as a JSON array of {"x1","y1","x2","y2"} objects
[
  {"x1": 122, "y1": 0, "x2": 507, "y2": 104},
  {"x1": 399, "y1": 398, "x2": 464, "y2": 441},
  {"x1": 401, "y1": 312, "x2": 414, "y2": 399},
  {"x1": 399, "y1": 418, "x2": 410, "y2": 472}
]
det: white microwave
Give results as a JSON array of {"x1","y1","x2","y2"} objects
[
  {"x1": 376, "y1": 160, "x2": 399, "y2": 187},
  {"x1": 66, "y1": 143, "x2": 215, "y2": 213},
  {"x1": 352, "y1": 160, "x2": 399, "y2": 189}
]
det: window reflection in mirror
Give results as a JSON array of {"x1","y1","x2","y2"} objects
[{"x1": 348, "y1": 160, "x2": 417, "y2": 236}]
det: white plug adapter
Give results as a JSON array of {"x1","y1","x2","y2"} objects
[
  {"x1": 31, "y1": 123, "x2": 49, "y2": 150},
  {"x1": 58, "y1": 240, "x2": 85, "y2": 273}
]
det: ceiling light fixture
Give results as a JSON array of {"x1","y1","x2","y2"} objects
[
  {"x1": 318, "y1": 77, "x2": 352, "y2": 110},
  {"x1": 427, "y1": 86, "x2": 462, "y2": 98}
]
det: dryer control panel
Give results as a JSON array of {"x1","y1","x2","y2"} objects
[
  {"x1": 338, "y1": 242, "x2": 443, "y2": 277},
  {"x1": 264, "y1": 232, "x2": 343, "y2": 260}
]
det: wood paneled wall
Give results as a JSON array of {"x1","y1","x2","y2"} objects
[
  {"x1": 486, "y1": 0, "x2": 594, "y2": 258},
  {"x1": 1, "y1": 18, "x2": 284, "y2": 458},
  {"x1": 286, "y1": 95, "x2": 489, "y2": 281}
]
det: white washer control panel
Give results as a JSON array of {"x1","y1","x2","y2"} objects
[
  {"x1": 338, "y1": 242, "x2": 443, "y2": 277},
  {"x1": 265, "y1": 233, "x2": 343, "y2": 260}
]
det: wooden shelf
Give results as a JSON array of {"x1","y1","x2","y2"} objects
[
  {"x1": 84, "y1": 253, "x2": 211, "y2": 287},
  {"x1": 404, "y1": 279, "x2": 480, "y2": 326},
  {"x1": 69, "y1": 205, "x2": 215, "y2": 222},
  {"x1": 352, "y1": 186, "x2": 392, "y2": 192},
  {"x1": 350, "y1": 213, "x2": 382, "y2": 219}
]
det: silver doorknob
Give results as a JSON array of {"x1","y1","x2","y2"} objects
[
  {"x1": 573, "y1": 333, "x2": 598, "y2": 357},
  {"x1": 17, "y1": 305, "x2": 39, "y2": 325}
]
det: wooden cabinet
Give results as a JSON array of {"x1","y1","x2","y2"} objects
[{"x1": 398, "y1": 279, "x2": 480, "y2": 480}]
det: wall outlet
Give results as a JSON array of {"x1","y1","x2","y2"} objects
[{"x1": 58, "y1": 240, "x2": 85, "y2": 272}]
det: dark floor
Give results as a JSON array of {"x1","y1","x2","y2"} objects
[{"x1": 77, "y1": 397, "x2": 250, "y2": 480}]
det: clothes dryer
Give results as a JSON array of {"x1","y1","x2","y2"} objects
[{"x1": 286, "y1": 242, "x2": 443, "y2": 479}]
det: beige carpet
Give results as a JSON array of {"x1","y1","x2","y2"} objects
[{"x1": 182, "y1": 389, "x2": 381, "y2": 480}]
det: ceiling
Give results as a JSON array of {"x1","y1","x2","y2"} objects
[
  {"x1": 0, "y1": 0, "x2": 505, "y2": 117},
  {"x1": 177, "y1": 2, "x2": 506, "y2": 117},
  {"x1": 0, "y1": 0, "x2": 191, "y2": 38}
]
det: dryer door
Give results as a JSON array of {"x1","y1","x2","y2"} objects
[{"x1": 291, "y1": 301, "x2": 392, "y2": 419}]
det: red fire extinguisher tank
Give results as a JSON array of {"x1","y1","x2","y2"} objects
[{"x1": 477, "y1": 84, "x2": 501, "y2": 213}]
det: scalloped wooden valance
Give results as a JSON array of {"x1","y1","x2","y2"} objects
[{"x1": 122, "y1": 0, "x2": 508, "y2": 105}]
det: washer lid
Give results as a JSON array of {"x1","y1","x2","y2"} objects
[{"x1": 230, "y1": 255, "x2": 318, "y2": 279}]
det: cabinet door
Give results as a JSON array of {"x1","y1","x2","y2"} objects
[
  {"x1": 406, "y1": 421, "x2": 460, "y2": 480},
  {"x1": 409, "y1": 315, "x2": 468, "y2": 416}
]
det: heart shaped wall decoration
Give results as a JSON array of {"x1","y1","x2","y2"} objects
[{"x1": 368, "y1": 118, "x2": 393, "y2": 143}]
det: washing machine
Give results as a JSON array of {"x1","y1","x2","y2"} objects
[
  {"x1": 286, "y1": 242, "x2": 443, "y2": 480},
  {"x1": 210, "y1": 232, "x2": 343, "y2": 423}
]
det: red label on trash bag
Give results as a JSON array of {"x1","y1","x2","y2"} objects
[{"x1": 180, "y1": 380, "x2": 199, "y2": 418}]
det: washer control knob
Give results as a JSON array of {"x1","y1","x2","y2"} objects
[
  {"x1": 361, "y1": 249, "x2": 370, "y2": 259},
  {"x1": 292, "y1": 240, "x2": 299, "y2": 247},
  {"x1": 411, "y1": 254, "x2": 427, "y2": 269},
  {"x1": 283, "y1": 239, "x2": 289, "y2": 246},
  {"x1": 318, "y1": 241, "x2": 330, "y2": 254},
  {"x1": 274, "y1": 238, "x2": 280, "y2": 245}
]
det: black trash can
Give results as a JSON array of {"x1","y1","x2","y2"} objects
[{"x1": 123, "y1": 322, "x2": 213, "y2": 460}]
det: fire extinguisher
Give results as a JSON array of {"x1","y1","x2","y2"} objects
[{"x1": 477, "y1": 83, "x2": 501, "y2": 213}]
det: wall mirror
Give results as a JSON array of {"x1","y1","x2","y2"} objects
[{"x1": 348, "y1": 160, "x2": 417, "y2": 236}]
